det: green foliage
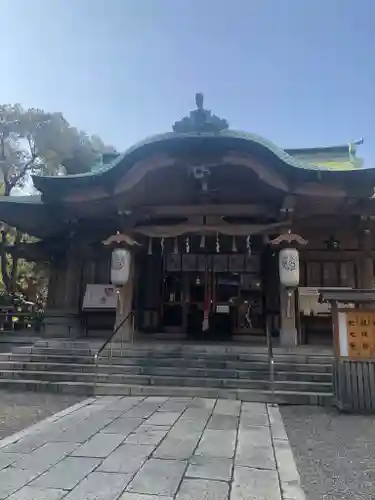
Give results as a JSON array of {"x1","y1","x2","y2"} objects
[
  {"x1": 0, "y1": 103, "x2": 116, "y2": 296},
  {"x1": 0, "y1": 104, "x2": 116, "y2": 192}
]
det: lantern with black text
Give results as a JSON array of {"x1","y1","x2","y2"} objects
[
  {"x1": 279, "y1": 247, "x2": 300, "y2": 288},
  {"x1": 111, "y1": 248, "x2": 131, "y2": 286}
]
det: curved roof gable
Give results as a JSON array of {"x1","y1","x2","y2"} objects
[{"x1": 32, "y1": 94, "x2": 370, "y2": 196}]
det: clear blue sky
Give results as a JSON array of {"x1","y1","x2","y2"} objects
[{"x1": 1, "y1": 0, "x2": 375, "y2": 164}]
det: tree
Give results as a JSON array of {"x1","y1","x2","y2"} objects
[{"x1": 0, "y1": 104, "x2": 116, "y2": 294}]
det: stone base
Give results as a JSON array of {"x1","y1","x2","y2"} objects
[
  {"x1": 333, "y1": 359, "x2": 375, "y2": 413},
  {"x1": 43, "y1": 309, "x2": 82, "y2": 338}
]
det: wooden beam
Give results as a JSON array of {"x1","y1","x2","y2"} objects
[
  {"x1": 133, "y1": 220, "x2": 291, "y2": 237},
  {"x1": 115, "y1": 154, "x2": 176, "y2": 195},
  {"x1": 293, "y1": 182, "x2": 346, "y2": 198},
  {"x1": 223, "y1": 153, "x2": 289, "y2": 192},
  {"x1": 141, "y1": 204, "x2": 277, "y2": 217},
  {"x1": 280, "y1": 195, "x2": 296, "y2": 215}
]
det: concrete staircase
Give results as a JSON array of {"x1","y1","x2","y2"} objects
[{"x1": 0, "y1": 340, "x2": 333, "y2": 405}]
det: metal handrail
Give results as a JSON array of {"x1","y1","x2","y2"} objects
[
  {"x1": 265, "y1": 315, "x2": 276, "y2": 402},
  {"x1": 93, "y1": 310, "x2": 134, "y2": 363},
  {"x1": 93, "y1": 311, "x2": 134, "y2": 392}
]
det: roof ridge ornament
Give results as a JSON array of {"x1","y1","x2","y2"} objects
[
  {"x1": 348, "y1": 138, "x2": 364, "y2": 157},
  {"x1": 172, "y1": 93, "x2": 229, "y2": 134}
]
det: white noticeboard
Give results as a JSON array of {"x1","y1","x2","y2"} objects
[
  {"x1": 338, "y1": 311, "x2": 349, "y2": 357},
  {"x1": 82, "y1": 284, "x2": 118, "y2": 310}
]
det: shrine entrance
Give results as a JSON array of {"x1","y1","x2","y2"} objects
[{"x1": 136, "y1": 234, "x2": 274, "y2": 341}]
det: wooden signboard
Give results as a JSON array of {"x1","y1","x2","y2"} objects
[
  {"x1": 82, "y1": 284, "x2": 117, "y2": 310},
  {"x1": 345, "y1": 311, "x2": 375, "y2": 359}
]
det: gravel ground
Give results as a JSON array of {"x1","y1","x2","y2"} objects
[
  {"x1": 281, "y1": 405, "x2": 375, "y2": 500},
  {"x1": 0, "y1": 391, "x2": 83, "y2": 439}
]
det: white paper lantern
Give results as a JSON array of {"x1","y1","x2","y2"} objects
[
  {"x1": 279, "y1": 247, "x2": 299, "y2": 287},
  {"x1": 111, "y1": 248, "x2": 131, "y2": 286}
]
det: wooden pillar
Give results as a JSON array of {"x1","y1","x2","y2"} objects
[
  {"x1": 45, "y1": 247, "x2": 83, "y2": 337},
  {"x1": 359, "y1": 226, "x2": 374, "y2": 290},
  {"x1": 279, "y1": 286, "x2": 298, "y2": 347},
  {"x1": 114, "y1": 254, "x2": 135, "y2": 342},
  {"x1": 269, "y1": 231, "x2": 307, "y2": 348}
]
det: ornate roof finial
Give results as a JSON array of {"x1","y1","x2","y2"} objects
[
  {"x1": 172, "y1": 93, "x2": 229, "y2": 134},
  {"x1": 195, "y1": 92, "x2": 204, "y2": 110},
  {"x1": 348, "y1": 138, "x2": 364, "y2": 157}
]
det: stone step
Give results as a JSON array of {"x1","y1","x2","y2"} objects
[
  {"x1": 97, "y1": 357, "x2": 333, "y2": 373},
  {"x1": 0, "y1": 378, "x2": 333, "y2": 405},
  {"x1": 0, "y1": 353, "x2": 94, "y2": 364},
  {"x1": 0, "y1": 353, "x2": 333, "y2": 373},
  {"x1": 16, "y1": 345, "x2": 333, "y2": 364},
  {"x1": 98, "y1": 350, "x2": 334, "y2": 365},
  {"x1": 17, "y1": 347, "x2": 94, "y2": 356},
  {"x1": 0, "y1": 369, "x2": 333, "y2": 393},
  {"x1": 0, "y1": 361, "x2": 332, "y2": 382}
]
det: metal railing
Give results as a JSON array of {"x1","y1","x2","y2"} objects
[
  {"x1": 265, "y1": 315, "x2": 275, "y2": 402},
  {"x1": 93, "y1": 310, "x2": 134, "y2": 365}
]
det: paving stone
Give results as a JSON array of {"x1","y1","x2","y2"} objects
[
  {"x1": 123, "y1": 405, "x2": 159, "y2": 419},
  {"x1": 0, "y1": 468, "x2": 38, "y2": 500},
  {"x1": 125, "y1": 426, "x2": 169, "y2": 446},
  {"x1": 119, "y1": 494, "x2": 173, "y2": 500},
  {"x1": 145, "y1": 412, "x2": 182, "y2": 426},
  {"x1": 0, "y1": 397, "x2": 306, "y2": 500},
  {"x1": 144, "y1": 397, "x2": 169, "y2": 404},
  {"x1": 106, "y1": 397, "x2": 145, "y2": 411},
  {"x1": 187, "y1": 455, "x2": 233, "y2": 481},
  {"x1": 6, "y1": 486, "x2": 67, "y2": 500},
  {"x1": 99, "y1": 443, "x2": 154, "y2": 474},
  {"x1": 29, "y1": 457, "x2": 101, "y2": 490},
  {"x1": 240, "y1": 403, "x2": 269, "y2": 427},
  {"x1": 180, "y1": 408, "x2": 212, "y2": 423},
  {"x1": 268, "y1": 405, "x2": 288, "y2": 441},
  {"x1": 241, "y1": 402, "x2": 267, "y2": 415},
  {"x1": 231, "y1": 466, "x2": 281, "y2": 500},
  {"x1": 153, "y1": 432, "x2": 202, "y2": 460},
  {"x1": 213, "y1": 399, "x2": 241, "y2": 416},
  {"x1": 158, "y1": 397, "x2": 192, "y2": 412},
  {"x1": 78, "y1": 414, "x2": 116, "y2": 428},
  {"x1": 2, "y1": 434, "x2": 46, "y2": 454},
  {"x1": 101, "y1": 417, "x2": 144, "y2": 434},
  {"x1": 207, "y1": 415, "x2": 239, "y2": 430},
  {"x1": 281, "y1": 482, "x2": 306, "y2": 500},
  {"x1": 236, "y1": 427, "x2": 275, "y2": 470},
  {"x1": 0, "y1": 451, "x2": 24, "y2": 471},
  {"x1": 239, "y1": 413, "x2": 269, "y2": 428},
  {"x1": 72, "y1": 432, "x2": 124, "y2": 458},
  {"x1": 176, "y1": 478, "x2": 229, "y2": 500},
  {"x1": 172, "y1": 418, "x2": 207, "y2": 434},
  {"x1": 13, "y1": 441, "x2": 79, "y2": 473},
  {"x1": 91, "y1": 396, "x2": 122, "y2": 405},
  {"x1": 189, "y1": 398, "x2": 216, "y2": 410},
  {"x1": 127, "y1": 458, "x2": 186, "y2": 497},
  {"x1": 50, "y1": 423, "x2": 103, "y2": 443},
  {"x1": 273, "y1": 439, "x2": 305, "y2": 500},
  {"x1": 85, "y1": 408, "x2": 125, "y2": 420},
  {"x1": 195, "y1": 429, "x2": 236, "y2": 459},
  {"x1": 62, "y1": 471, "x2": 132, "y2": 500}
]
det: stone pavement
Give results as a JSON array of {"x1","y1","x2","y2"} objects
[{"x1": 0, "y1": 396, "x2": 305, "y2": 500}]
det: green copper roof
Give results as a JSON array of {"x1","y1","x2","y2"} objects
[
  {"x1": 31, "y1": 94, "x2": 368, "y2": 195},
  {"x1": 33, "y1": 130, "x2": 367, "y2": 195}
]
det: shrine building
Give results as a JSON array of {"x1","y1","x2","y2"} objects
[{"x1": 1, "y1": 94, "x2": 375, "y2": 350}]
